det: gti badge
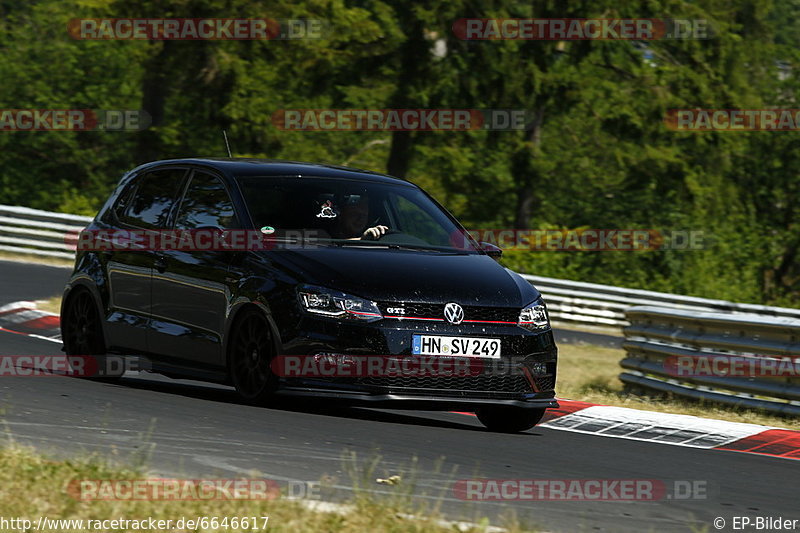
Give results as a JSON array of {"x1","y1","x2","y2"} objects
[{"x1": 443, "y1": 302, "x2": 464, "y2": 325}]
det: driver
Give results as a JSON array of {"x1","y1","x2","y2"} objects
[{"x1": 331, "y1": 194, "x2": 388, "y2": 240}]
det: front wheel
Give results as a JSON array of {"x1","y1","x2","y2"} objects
[
  {"x1": 229, "y1": 309, "x2": 278, "y2": 404},
  {"x1": 476, "y1": 406, "x2": 546, "y2": 433}
]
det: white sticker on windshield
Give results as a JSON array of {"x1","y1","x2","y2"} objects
[{"x1": 316, "y1": 200, "x2": 337, "y2": 218}]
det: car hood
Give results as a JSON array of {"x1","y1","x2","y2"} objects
[{"x1": 268, "y1": 247, "x2": 540, "y2": 307}]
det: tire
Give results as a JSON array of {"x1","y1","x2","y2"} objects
[
  {"x1": 228, "y1": 309, "x2": 278, "y2": 404},
  {"x1": 476, "y1": 406, "x2": 546, "y2": 433},
  {"x1": 61, "y1": 289, "x2": 120, "y2": 381}
]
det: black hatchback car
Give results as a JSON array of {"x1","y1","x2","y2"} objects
[{"x1": 61, "y1": 158, "x2": 557, "y2": 432}]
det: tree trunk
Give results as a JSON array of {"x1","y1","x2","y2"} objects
[
  {"x1": 384, "y1": 14, "x2": 427, "y2": 178},
  {"x1": 136, "y1": 41, "x2": 174, "y2": 164},
  {"x1": 387, "y1": 131, "x2": 413, "y2": 178},
  {"x1": 512, "y1": 108, "x2": 544, "y2": 229}
]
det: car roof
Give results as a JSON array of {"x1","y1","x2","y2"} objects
[{"x1": 131, "y1": 158, "x2": 414, "y2": 187}]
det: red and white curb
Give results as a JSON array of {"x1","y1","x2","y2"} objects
[
  {"x1": 540, "y1": 402, "x2": 795, "y2": 454},
  {"x1": 465, "y1": 401, "x2": 800, "y2": 461},
  {"x1": 2, "y1": 300, "x2": 799, "y2": 461},
  {"x1": 0, "y1": 301, "x2": 61, "y2": 343}
]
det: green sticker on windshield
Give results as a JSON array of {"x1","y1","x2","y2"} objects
[{"x1": 260, "y1": 226, "x2": 275, "y2": 234}]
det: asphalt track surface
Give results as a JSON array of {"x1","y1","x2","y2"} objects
[{"x1": 0, "y1": 259, "x2": 796, "y2": 532}]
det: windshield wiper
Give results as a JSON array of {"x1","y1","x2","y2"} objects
[{"x1": 327, "y1": 240, "x2": 468, "y2": 253}]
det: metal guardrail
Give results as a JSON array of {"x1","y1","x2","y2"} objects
[
  {"x1": 520, "y1": 274, "x2": 800, "y2": 327},
  {"x1": 620, "y1": 306, "x2": 800, "y2": 416},
  {"x1": 0, "y1": 204, "x2": 92, "y2": 259}
]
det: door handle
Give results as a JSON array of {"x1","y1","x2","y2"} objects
[{"x1": 154, "y1": 255, "x2": 167, "y2": 273}]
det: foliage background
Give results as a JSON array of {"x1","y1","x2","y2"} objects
[{"x1": 1, "y1": 0, "x2": 798, "y2": 305}]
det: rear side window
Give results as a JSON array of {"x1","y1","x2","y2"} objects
[
  {"x1": 110, "y1": 180, "x2": 137, "y2": 222},
  {"x1": 175, "y1": 172, "x2": 239, "y2": 230},
  {"x1": 119, "y1": 168, "x2": 186, "y2": 229}
]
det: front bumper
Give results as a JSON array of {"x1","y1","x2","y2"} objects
[
  {"x1": 276, "y1": 388, "x2": 558, "y2": 410},
  {"x1": 276, "y1": 315, "x2": 558, "y2": 409}
]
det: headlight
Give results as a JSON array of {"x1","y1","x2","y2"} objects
[
  {"x1": 297, "y1": 285, "x2": 382, "y2": 322},
  {"x1": 518, "y1": 298, "x2": 549, "y2": 330}
]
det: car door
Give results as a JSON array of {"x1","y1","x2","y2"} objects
[
  {"x1": 147, "y1": 169, "x2": 240, "y2": 371},
  {"x1": 103, "y1": 167, "x2": 188, "y2": 353}
]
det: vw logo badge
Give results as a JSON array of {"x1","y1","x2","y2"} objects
[{"x1": 443, "y1": 302, "x2": 464, "y2": 325}]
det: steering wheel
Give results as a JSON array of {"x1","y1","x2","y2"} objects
[
  {"x1": 360, "y1": 227, "x2": 398, "y2": 241},
  {"x1": 375, "y1": 231, "x2": 432, "y2": 246},
  {"x1": 373, "y1": 229, "x2": 400, "y2": 240}
]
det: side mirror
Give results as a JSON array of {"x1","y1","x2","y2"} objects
[{"x1": 479, "y1": 242, "x2": 502, "y2": 260}]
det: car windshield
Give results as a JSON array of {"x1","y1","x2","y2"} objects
[{"x1": 237, "y1": 176, "x2": 480, "y2": 252}]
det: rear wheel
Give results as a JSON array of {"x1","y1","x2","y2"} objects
[
  {"x1": 62, "y1": 290, "x2": 104, "y2": 356},
  {"x1": 61, "y1": 289, "x2": 119, "y2": 380},
  {"x1": 476, "y1": 406, "x2": 546, "y2": 433},
  {"x1": 229, "y1": 309, "x2": 278, "y2": 404}
]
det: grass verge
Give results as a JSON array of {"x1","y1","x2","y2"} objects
[
  {"x1": 35, "y1": 295, "x2": 63, "y2": 314},
  {"x1": 0, "y1": 445, "x2": 527, "y2": 533}
]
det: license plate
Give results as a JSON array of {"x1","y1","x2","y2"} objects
[{"x1": 412, "y1": 335, "x2": 501, "y2": 359}]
